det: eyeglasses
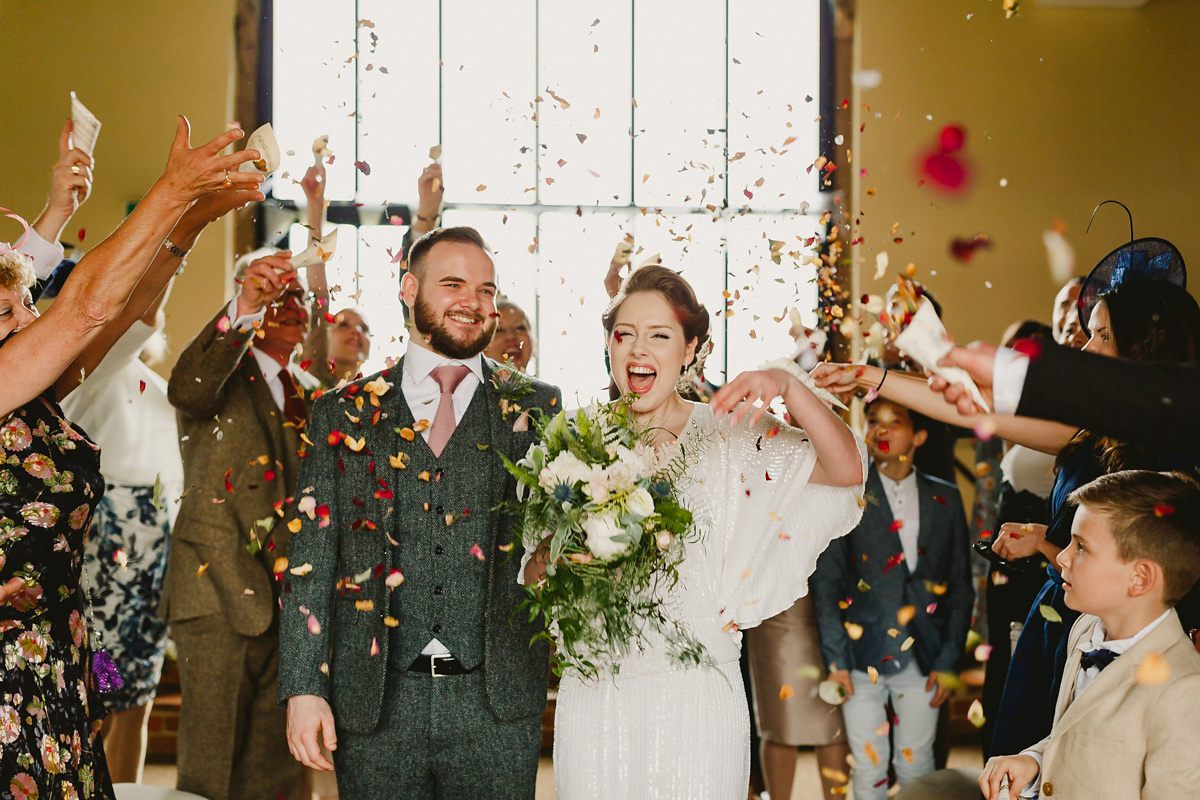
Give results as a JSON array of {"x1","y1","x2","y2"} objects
[{"x1": 271, "y1": 288, "x2": 317, "y2": 309}]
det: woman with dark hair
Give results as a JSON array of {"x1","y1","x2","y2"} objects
[
  {"x1": 0, "y1": 119, "x2": 263, "y2": 798},
  {"x1": 525, "y1": 265, "x2": 866, "y2": 799},
  {"x1": 814, "y1": 279, "x2": 1200, "y2": 759}
]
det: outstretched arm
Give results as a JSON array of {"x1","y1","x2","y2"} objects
[
  {"x1": 31, "y1": 119, "x2": 93, "y2": 247},
  {"x1": 0, "y1": 117, "x2": 264, "y2": 419},
  {"x1": 57, "y1": 186, "x2": 260, "y2": 399},
  {"x1": 811, "y1": 362, "x2": 1077, "y2": 455},
  {"x1": 712, "y1": 367, "x2": 862, "y2": 487},
  {"x1": 168, "y1": 252, "x2": 295, "y2": 419}
]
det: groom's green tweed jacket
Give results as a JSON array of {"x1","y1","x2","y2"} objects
[{"x1": 277, "y1": 356, "x2": 560, "y2": 733}]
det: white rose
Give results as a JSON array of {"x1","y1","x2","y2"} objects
[
  {"x1": 581, "y1": 512, "x2": 629, "y2": 560},
  {"x1": 540, "y1": 451, "x2": 591, "y2": 490},
  {"x1": 582, "y1": 474, "x2": 610, "y2": 503},
  {"x1": 625, "y1": 486, "x2": 655, "y2": 518}
]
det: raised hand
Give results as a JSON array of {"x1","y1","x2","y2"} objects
[
  {"x1": 415, "y1": 163, "x2": 444, "y2": 223},
  {"x1": 158, "y1": 116, "x2": 264, "y2": 204},
  {"x1": 32, "y1": 120, "x2": 94, "y2": 242},
  {"x1": 301, "y1": 161, "x2": 326, "y2": 205},
  {"x1": 186, "y1": 187, "x2": 264, "y2": 227},
  {"x1": 237, "y1": 252, "x2": 296, "y2": 317},
  {"x1": 930, "y1": 342, "x2": 1000, "y2": 414},
  {"x1": 810, "y1": 362, "x2": 868, "y2": 404},
  {"x1": 710, "y1": 368, "x2": 796, "y2": 426}
]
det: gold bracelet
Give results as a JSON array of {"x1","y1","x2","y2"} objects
[{"x1": 415, "y1": 213, "x2": 440, "y2": 224}]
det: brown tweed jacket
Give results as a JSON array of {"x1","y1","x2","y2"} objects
[{"x1": 162, "y1": 307, "x2": 308, "y2": 635}]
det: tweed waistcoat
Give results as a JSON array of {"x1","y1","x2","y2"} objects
[{"x1": 388, "y1": 384, "x2": 494, "y2": 670}]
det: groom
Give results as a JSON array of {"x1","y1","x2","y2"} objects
[{"x1": 278, "y1": 226, "x2": 561, "y2": 799}]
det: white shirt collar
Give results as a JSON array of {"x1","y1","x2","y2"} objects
[
  {"x1": 250, "y1": 345, "x2": 288, "y2": 380},
  {"x1": 403, "y1": 336, "x2": 485, "y2": 385},
  {"x1": 1083, "y1": 609, "x2": 1171, "y2": 655},
  {"x1": 879, "y1": 469, "x2": 918, "y2": 492}
]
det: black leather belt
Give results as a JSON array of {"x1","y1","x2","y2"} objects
[{"x1": 408, "y1": 653, "x2": 481, "y2": 677}]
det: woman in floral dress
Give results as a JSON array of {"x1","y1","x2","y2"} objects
[{"x1": 1, "y1": 117, "x2": 266, "y2": 799}]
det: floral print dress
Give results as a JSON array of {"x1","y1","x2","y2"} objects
[{"x1": 1, "y1": 395, "x2": 112, "y2": 800}]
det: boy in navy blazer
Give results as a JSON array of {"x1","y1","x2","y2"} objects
[{"x1": 813, "y1": 398, "x2": 972, "y2": 800}]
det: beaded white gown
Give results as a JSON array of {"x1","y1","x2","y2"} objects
[{"x1": 552, "y1": 403, "x2": 867, "y2": 799}]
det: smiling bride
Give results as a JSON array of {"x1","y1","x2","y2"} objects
[{"x1": 523, "y1": 264, "x2": 868, "y2": 799}]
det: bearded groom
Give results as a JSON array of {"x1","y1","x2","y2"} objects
[{"x1": 278, "y1": 226, "x2": 561, "y2": 799}]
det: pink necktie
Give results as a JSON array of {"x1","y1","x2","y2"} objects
[{"x1": 427, "y1": 364, "x2": 471, "y2": 456}]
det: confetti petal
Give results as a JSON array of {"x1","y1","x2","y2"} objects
[
  {"x1": 1134, "y1": 651, "x2": 1171, "y2": 685},
  {"x1": 1038, "y1": 603, "x2": 1063, "y2": 623}
]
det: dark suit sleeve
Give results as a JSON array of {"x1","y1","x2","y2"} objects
[
  {"x1": 811, "y1": 532, "x2": 854, "y2": 673},
  {"x1": 931, "y1": 490, "x2": 973, "y2": 674},
  {"x1": 277, "y1": 392, "x2": 342, "y2": 702},
  {"x1": 168, "y1": 306, "x2": 259, "y2": 419},
  {"x1": 1015, "y1": 343, "x2": 1200, "y2": 451}
]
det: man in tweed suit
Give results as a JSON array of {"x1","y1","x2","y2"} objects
[
  {"x1": 279, "y1": 226, "x2": 561, "y2": 799},
  {"x1": 165, "y1": 251, "x2": 316, "y2": 800}
]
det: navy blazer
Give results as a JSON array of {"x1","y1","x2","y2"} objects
[{"x1": 813, "y1": 466, "x2": 972, "y2": 676}]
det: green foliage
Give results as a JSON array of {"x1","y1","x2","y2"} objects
[{"x1": 498, "y1": 400, "x2": 711, "y2": 680}]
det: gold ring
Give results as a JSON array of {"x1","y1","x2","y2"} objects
[
  {"x1": 70, "y1": 165, "x2": 81, "y2": 175},
  {"x1": 222, "y1": 169, "x2": 232, "y2": 187}
]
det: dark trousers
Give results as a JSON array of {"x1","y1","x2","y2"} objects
[
  {"x1": 173, "y1": 613, "x2": 302, "y2": 800},
  {"x1": 335, "y1": 666, "x2": 541, "y2": 800}
]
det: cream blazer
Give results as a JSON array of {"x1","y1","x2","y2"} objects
[{"x1": 1029, "y1": 609, "x2": 1200, "y2": 798}]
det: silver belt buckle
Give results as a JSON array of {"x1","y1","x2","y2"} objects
[{"x1": 429, "y1": 652, "x2": 452, "y2": 678}]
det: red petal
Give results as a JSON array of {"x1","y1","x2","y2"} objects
[{"x1": 938, "y1": 125, "x2": 966, "y2": 153}]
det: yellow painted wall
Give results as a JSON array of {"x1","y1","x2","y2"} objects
[
  {"x1": 851, "y1": 0, "x2": 1200, "y2": 344},
  {"x1": 0, "y1": 0, "x2": 239, "y2": 376},
  {"x1": 4, "y1": 0, "x2": 1198, "y2": 378}
]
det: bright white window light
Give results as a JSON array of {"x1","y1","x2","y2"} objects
[{"x1": 273, "y1": 1, "x2": 826, "y2": 403}]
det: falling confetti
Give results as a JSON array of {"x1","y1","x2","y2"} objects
[
  {"x1": 967, "y1": 698, "x2": 986, "y2": 728},
  {"x1": 1038, "y1": 603, "x2": 1062, "y2": 623},
  {"x1": 1134, "y1": 651, "x2": 1171, "y2": 685}
]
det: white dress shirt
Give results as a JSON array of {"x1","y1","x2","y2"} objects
[
  {"x1": 18, "y1": 227, "x2": 66, "y2": 280},
  {"x1": 60, "y1": 321, "x2": 184, "y2": 524},
  {"x1": 880, "y1": 470, "x2": 921, "y2": 570},
  {"x1": 401, "y1": 338, "x2": 485, "y2": 655},
  {"x1": 401, "y1": 337, "x2": 485, "y2": 441},
  {"x1": 227, "y1": 299, "x2": 318, "y2": 410},
  {"x1": 1016, "y1": 610, "x2": 1172, "y2": 797},
  {"x1": 992, "y1": 346, "x2": 1031, "y2": 415}
]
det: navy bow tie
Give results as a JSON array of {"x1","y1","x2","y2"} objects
[{"x1": 1079, "y1": 648, "x2": 1120, "y2": 672}]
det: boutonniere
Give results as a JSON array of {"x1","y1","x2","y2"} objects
[{"x1": 490, "y1": 366, "x2": 534, "y2": 419}]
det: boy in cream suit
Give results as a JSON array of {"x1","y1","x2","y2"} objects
[{"x1": 980, "y1": 470, "x2": 1200, "y2": 800}]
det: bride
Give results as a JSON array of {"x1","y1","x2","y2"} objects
[{"x1": 523, "y1": 265, "x2": 867, "y2": 799}]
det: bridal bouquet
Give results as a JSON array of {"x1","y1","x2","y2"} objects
[{"x1": 501, "y1": 402, "x2": 706, "y2": 678}]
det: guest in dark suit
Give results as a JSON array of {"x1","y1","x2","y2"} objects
[
  {"x1": 279, "y1": 226, "x2": 561, "y2": 800},
  {"x1": 164, "y1": 251, "x2": 317, "y2": 800},
  {"x1": 813, "y1": 398, "x2": 972, "y2": 800}
]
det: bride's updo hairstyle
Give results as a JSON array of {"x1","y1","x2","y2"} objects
[{"x1": 602, "y1": 264, "x2": 712, "y2": 384}]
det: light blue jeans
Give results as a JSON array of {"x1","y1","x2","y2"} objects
[{"x1": 842, "y1": 660, "x2": 939, "y2": 800}]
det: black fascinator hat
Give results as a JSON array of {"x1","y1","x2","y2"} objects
[{"x1": 1077, "y1": 201, "x2": 1186, "y2": 336}]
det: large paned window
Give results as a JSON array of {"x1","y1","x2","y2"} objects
[{"x1": 271, "y1": 0, "x2": 829, "y2": 402}]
